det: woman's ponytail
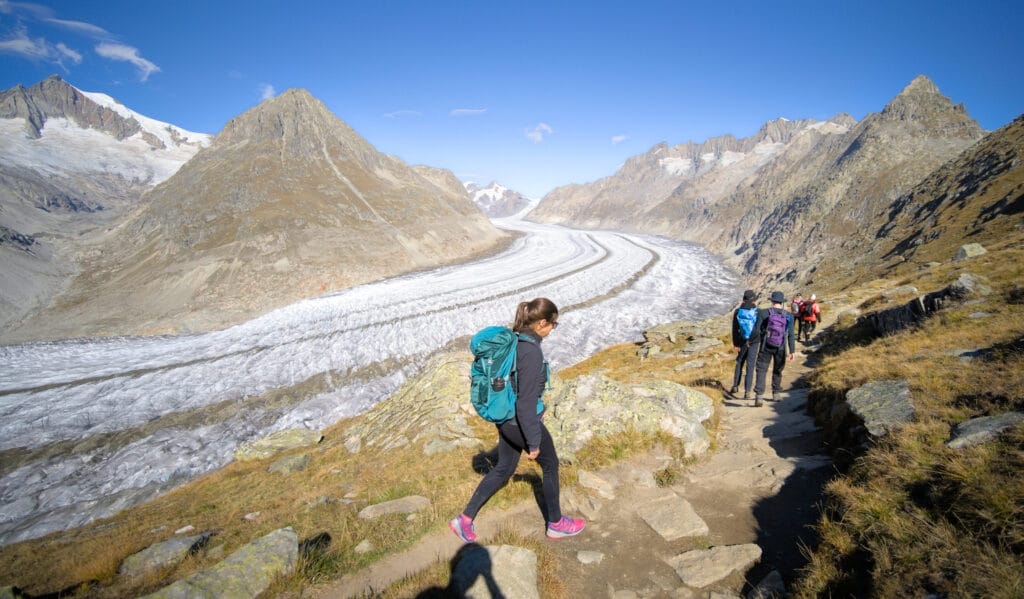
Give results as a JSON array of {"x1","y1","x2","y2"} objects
[{"x1": 512, "y1": 298, "x2": 558, "y2": 332}]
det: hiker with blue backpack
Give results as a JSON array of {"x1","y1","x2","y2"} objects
[
  {"x1": 451, "y1": 297, "x2": 586, "y2": 543},
  {"x1": 729, "y1": 289, "x2": 760, "y2": 401},
  {"x1": 752, "y1": 291, "x2": 796, "y2": 407}
]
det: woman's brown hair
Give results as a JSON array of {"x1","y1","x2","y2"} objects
[{"x1": 512, "y1": 297, "x2": 558, "y2": 332}]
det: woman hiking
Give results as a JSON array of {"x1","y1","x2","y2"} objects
[{"x1": 450, "y1": 298, "x2": 586, "y2": 542}]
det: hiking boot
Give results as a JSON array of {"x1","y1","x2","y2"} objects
[
  {"x1": 729, "y1": 385, "x2": 739, "y2": 395},
  {"x1": 771, "y1": 391, "x2": 779, "y2": 402},
  {"x1": 754, "y1": 396, "x2": 764, "y2": 407},
  {"x1": 449, "y1": 513, "x2": 476, "y2": 543},
  {"x1": 743, "y1": 391, "x2": 754, "y2": 401},
  {"x1": 546, "y1": 515, "x2": 586, "y2": 539}
]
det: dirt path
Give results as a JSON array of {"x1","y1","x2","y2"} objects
[{"x1": 313, "y1": 341, "x2": 832, "y2": 598}]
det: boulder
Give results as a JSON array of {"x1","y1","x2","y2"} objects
[
  {"x1": 142, "y1": 527, "x2": 297, "y2": 598},
  {"x1": 119, "y1": 533, "x2": 211, "y2": 577},
  {"x1": 846, "y1": 380, "x2": 915, "y2": 438},
  {"x1": 545, "y1": 375, "x2": 713, "y2": 462},
  {"x1": 947, "y1": 412, "x2": 1024, "y2": 449},
  {"x1": 955, "y1": 243, "x2": 987, "y2": 261}
]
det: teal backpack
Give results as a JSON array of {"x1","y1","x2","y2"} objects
[{"x1": 469, "y1": 326, "x2": 547, "y2": 423}]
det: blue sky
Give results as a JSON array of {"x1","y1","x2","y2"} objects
[{"x1": 2, "y1": 0, "x2": 1022, "y2": 198}]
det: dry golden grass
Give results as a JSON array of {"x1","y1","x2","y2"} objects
[{"x1": 796, "y1": 242, "x2": 1024, "y2": 597}]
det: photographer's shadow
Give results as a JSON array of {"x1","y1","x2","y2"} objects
[{"x1": 415, "y1": 543, "x2": 504, "y2": 598}]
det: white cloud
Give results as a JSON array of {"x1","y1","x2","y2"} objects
[
  {"x1": 95, "y1": 42, "x2": 160, "y2": 81},
  {"x1": 45, "y1": 17, "x2": 110, "y2": 38},
  {"x1": 55, "y1": 42, "x2": 81, "y2": 63},
  {"x1": 384, "y1": 109, "x2": 422, "y2": 118},
  {"x1": 611, "y1": 135, "x2": 629, "y2": 145},
  {"x1": 450, "y1": 108, "x2": 487, "y2": 117},
  {"x1": 0, "y1": 30, "x2": 50, "y2": 59},
  {"x1": 259, "y1": 83, "x2": 276, "y2": 100},
  {"x1": 526, "y1": 122, "x2": 553, "y2": 143}
]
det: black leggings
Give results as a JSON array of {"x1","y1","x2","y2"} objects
[{"x1": 464, "y1": 420, "x2": 561, "y2": 523}]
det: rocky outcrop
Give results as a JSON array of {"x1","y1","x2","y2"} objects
[
  {"x1": 235, "y1": 429, "x2": 324, "y2": 461},
  {"x1": 809, "y1": 380, "x2": 915, "y2": 460},
  {"x1": 0, "y1": 75, "x2": 140, "y2": 140},
  {"x1": 863, "y1": 273, "x2": 992, "y2": 336},
  {"x1": 545, "y1": 375, "x2": 714, "y2": 462}
]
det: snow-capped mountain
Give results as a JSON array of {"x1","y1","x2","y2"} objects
[
  {"x1": 0, "y1": 74, "x2": 211, "y2": 187},
  {"x1": 0, "y1": 75, "x2": 212, "y2": 334},
  {"x1": 465, "y1": 181, "x2": 534, "y2": 217}
]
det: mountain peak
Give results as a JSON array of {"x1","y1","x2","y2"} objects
[{"x1": 879, "y1": 75, "x2": 982, "y2": 136}]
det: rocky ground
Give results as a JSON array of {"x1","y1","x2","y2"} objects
[{"x1": 313, "y1": 344, "x2": 832, "y2": 598}]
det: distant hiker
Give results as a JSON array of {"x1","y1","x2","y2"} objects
[
  {"x1": 450, "y1": 298, "x2": 586, "y2": 542},
  {"x1": 729, "y1": 289, "x2": 760, "y2": 400},
  {"x1": 800, "y1": 294, "x2": 821, "y2": 343},
  {"x1": 753, "y1": 291, "x2": 796, "y2": 407},
  {"x1": 791, "y1": 293, "x2": 805, "y2": 340}
]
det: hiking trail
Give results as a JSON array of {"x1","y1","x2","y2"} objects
[{"x1": 314, "y1": 337, "x2": 833, "y2": 598}]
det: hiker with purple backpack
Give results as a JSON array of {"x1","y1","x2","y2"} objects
[{"x1": 752, "y1": 291, "x2": 796, "y2": 407}]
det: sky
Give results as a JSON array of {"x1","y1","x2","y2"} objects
[{"x1": 1, "y1": 0, "x2": 1022, "y2": 199}]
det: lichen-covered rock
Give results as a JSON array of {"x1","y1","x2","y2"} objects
[
  {"x1": 846, "y1": 380, "x2": 914, "y2": 438},
  {"x1": 343, "y1": 352, "x2": 481, "y2": 455},
  {"x1": 142, "y1": 527, "x2": 297, "y2": 598},
  {"x1": 235, "y1": 429, "x2": 323, "y2": 461},
  {"x1": 545, "y1": 374, "x2": 713, "y2": 462},
  {"x1": 955, "y1": 243, "x2": 987, "y2": 261},
  {"x1": 267, "y1": 453, "x2": 310, "y2": 474},
  {"x1": 119, "y1": 533, "x2": 211, "y2": 577}
]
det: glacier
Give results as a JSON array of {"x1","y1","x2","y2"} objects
[{"x1": 0, "y1": 216, "x2": 739, "y2": 545}]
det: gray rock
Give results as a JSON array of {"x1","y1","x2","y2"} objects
[
  {"x1": 267, "y1": 453, "x2": 310, "y2": 474},
  {"x1": 955, "y1": 243, "x2": 987, "y2": 261},
  {"x1": 119, "y1": 533, "x2": 211, "y2": 577},
  {"x1": 354, "y1": 539, "x2": 374, "y2": 554},
  {"x1": 451, "y1": 544, "x2": 539, "y2": 599},
  {"x1": 665, "y1": 544, "x2": 762, "y2": 588},
  {"x1": 142, "y1": 527, "x2": 297, "y2": 598},
  {"x1": 577, "y1": 550, "x2": 604, "y2": 564},
  {"x1": 747, "y1": 569, "x2": 786, "y2": 598},
  {"x1": 577, "y1": 470, "x2": 617, "y2": 499},
  {"x1": 357, "y1": 495, "x2": 431, "y2": 520},
  {"x1": 947, "y1": 412, "x2": 1024, "y2": 449},
  {"x1": 637, "y1": 490, "x2": 709, "y2": 541},
  {"x1": 882, "y1": 285, "x2": 919, "y2": 298},
  {"x1": 235, "y1": 429, "x2": 323, "y2": 461},
  {"x1": 846, "y1": 380, "x2": 915, "y2": 438}
]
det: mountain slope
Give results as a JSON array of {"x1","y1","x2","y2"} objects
[{"x1": 2, "y1": 89, "x2": 507, "y2": 341}]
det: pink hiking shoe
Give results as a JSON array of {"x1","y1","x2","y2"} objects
[
  {"x1": 546, "y1": 515, "x2": 586, "y2": 539},
  {"x1": 449, "y1": 513, "x2": 476, "y2": 543}
]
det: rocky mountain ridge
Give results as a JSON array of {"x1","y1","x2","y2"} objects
[
  {"x1": 2, "y1": 88, "x2": 507, "y2": 341},
  {"x1": 529, "y1": 75, "x2": 990, "y2": 288}
]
